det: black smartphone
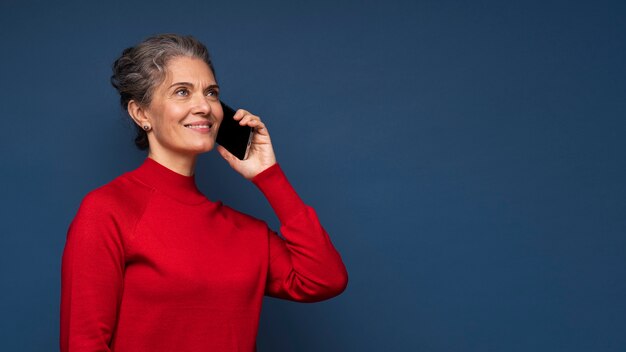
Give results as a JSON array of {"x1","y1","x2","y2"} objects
[{"x1": 216, "y1": 101, "x2": 253, "y2": 160}]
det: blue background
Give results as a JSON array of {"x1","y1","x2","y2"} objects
[{"x1": 1, "y1": 0, "x2": 625, "y2": 351}]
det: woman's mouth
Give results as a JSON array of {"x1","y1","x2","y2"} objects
[{"x1": 184, "y1": 122, "x2": 213, "y2": 133}]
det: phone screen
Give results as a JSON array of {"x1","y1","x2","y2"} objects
[{"x1": 216, "y1": 101, "x2": 253, "y2": 160}]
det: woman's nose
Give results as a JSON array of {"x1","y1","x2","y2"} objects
[{"x1": 191, "y1": 93, "x2": 211, "y2": 115}]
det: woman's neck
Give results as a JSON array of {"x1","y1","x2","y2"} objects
[{"x1": 147, "y1": 150, "x2": 197, "y2": 176}]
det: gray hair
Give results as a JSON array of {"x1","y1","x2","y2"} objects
[{"x1": 110, "y1": 33, "x2": 216, "y2": 150}]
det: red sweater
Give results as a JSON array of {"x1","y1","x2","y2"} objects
[{"x1": 60, "y1": 158, "x2": 348, "y2": 351}]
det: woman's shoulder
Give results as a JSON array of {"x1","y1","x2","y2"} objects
[
  {"x1": 77, "y1": 171, "x2": 154, "y2": 216},
  {"x1": 68, "y1": 172, "x2": 156, "y2": 244}
]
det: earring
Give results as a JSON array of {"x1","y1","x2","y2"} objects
[{"x1": 142, "y1": 124, "x2": 151, "y2": 131}]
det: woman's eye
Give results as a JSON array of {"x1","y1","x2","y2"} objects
[
  {"x1": 206, "y1": 89, "x2": 219, "y2": 98},
  {"x1": 175, "y1": 89, "x2": 189, "y2": 96}
]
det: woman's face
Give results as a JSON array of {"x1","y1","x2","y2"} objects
[{"x1": 144, "y1": 56, "x2": 223, "y2": 157}]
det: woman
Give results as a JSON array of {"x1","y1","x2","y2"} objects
[{"x1": 60, "y1": 34, "x2": 348, "y2": 351}]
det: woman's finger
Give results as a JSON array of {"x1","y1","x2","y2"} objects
[
  {"x1": 238, "y1": 115, "x2": 252, "y2": 125},
  {"x1": 233, "y1": 109, "x2": 250, "y2": 121},
  {"x1": 228, "y1": 108, "x2": 270, "y2": 137},
  {"x1": 216, "y1": 145, "x2": 239, "y2": 166},
  {"x1": 252, "y1": 121, "x2": 267, "y2": 133}
]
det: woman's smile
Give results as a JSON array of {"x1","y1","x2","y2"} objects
[{"x1": 183, "y1": 121, "x2": 214, "y2": 133}]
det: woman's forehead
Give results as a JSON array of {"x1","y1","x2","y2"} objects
[{"x1": 162, "y1": 56, "x2": 216, "y2": 86}]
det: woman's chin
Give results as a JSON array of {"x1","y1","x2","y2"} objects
[{"x1": 187, "y1": 141, "x2": 216, "y2": 155}]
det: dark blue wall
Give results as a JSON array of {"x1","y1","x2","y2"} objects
[{"x1": 1, "y1": 0, "x2": 625, "y2": 350}]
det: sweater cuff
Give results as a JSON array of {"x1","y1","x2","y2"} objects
[{"x1": 252, "y1": 163, "x2": 307, "y2": 225}]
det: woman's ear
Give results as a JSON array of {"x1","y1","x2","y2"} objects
[{"x1": 127, "y1": 100, "x2": 150, "y2": 129}]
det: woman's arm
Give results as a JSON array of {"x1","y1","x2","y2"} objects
[
  {"x1": 217, "y1": 109, "x2": 347, "y2": 300},
  {"x1": 60, "y1": 193, "x2": 125, "y2": 352},
  {"x1": 252, "y1": 164, "x2": 348, "y2": 301}
]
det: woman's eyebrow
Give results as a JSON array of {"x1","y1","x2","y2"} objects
[
  {"x1": 168, "y1": 82, "x2": 193, "y2": 89},
  {"x1": 168, "y1": 82, "x2": 219, "y2": 90}
]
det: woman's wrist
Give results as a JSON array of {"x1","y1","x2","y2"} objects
[{"x1": 252, "y1": 163, "x2": 307, "y2": 224}]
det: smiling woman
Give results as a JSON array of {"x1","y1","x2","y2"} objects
[
  {"x1": 127, "y1": 56, "x2": 223, "y2": 170},
  {"x1": 60, "y1": 34, "x2": 348, "y2": 352}
]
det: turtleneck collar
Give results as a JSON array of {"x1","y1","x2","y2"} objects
[{"x1": 130, "y1": 157, "x2": 207, "y2": 205}]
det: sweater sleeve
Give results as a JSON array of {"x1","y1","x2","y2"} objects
[
  {"x1": 252, "y1": 164, "x2": 348, "y2": 302},
  {"x1": 60, "y1": 192, "x2": 125, "y2": 352}
]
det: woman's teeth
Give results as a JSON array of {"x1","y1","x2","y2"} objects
[{"x1": 185, "y1": 124, "x2": 210, "y2": 129}]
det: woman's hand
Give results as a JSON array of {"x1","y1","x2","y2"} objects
[{"x1": 216, "y1": 109, "x2": 277, "y2": 180}]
